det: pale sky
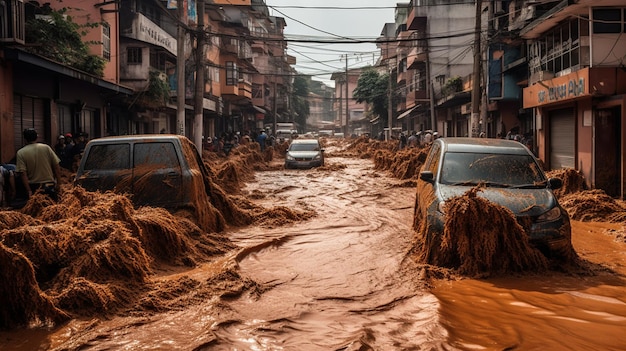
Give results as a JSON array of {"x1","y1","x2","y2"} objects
[{"x1": 264, "y1": 0, "x2": 404, "y2": 86}]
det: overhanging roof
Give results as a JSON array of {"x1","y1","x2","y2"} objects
[{"x1": 4, "y1": 48, "x2": 134, "y2": 95}]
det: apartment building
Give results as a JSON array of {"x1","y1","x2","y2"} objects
[{"x1": 520, "y1": 1, "x2": 626, "y2": 197}]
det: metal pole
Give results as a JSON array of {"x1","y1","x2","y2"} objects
[
  {"x1": 345, "y1": 55, "x2": 349, "y2": 136},
  {"x1": 388, "y1": 65, "x2": 393, "y2": 141},
  {"x1": 193, "y1": 0, "x2": 205, "y2": 151},
  {"x1": 176, "y1": 0, "x2": 186, "y2": 136},
  {"x1": 470, "y1": 0, "x2": 483, "y2": 138}
]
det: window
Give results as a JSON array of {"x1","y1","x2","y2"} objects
[
  {"x1": 102, "y1": 22, "x2": 111, "y2": 61},
  {"x1": 127, "y1": 47, "x2": 142, "y2": 64},
  {"x1": 226, "y1": 61, "x2": 237, "y2": 85},
  {"x1": 593, "y1": 8, "x2": 623, "y2": 34},
  {"x1": 83, "y1": 144, "x2": 130, "y2": 170},
  {"x1": 134, "y1": 142, "x2": 179, "y2": 168}
]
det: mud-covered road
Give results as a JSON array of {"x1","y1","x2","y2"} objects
[{"x1": 2, "y1": 145, "x2": 626, "y2": 350}]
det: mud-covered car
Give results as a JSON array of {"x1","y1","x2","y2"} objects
[
  {"x1": 284, "y1": 139, "x2": 324, "y2": 169},
  {"x1": 414, "y1": 137, "x2": 572, "y2": 258},
  {"x1": 75, "y1": 135, "x2": 211, "y2": 210}
]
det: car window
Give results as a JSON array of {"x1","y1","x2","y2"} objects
[
  {"x1": 83, "y1": 144, "x2": 130, "y2": 170},
  {"x1": 425, "y1": 143, "x2": 441, "y2": 175},
  {"x1": 290, "y1": 143, "x2": 319, "y2": 152},
  {"x1": 440, "y1": 152, "x2": 545, "y2": 185},
  {"x1": 134, "y1": 142, "x2": 180, "y2": 168}
]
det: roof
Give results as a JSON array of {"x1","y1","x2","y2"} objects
[
  {"x1": 87, "y1": 134, "x2": 190, "y2": 144},
  {"x1": 290, "y1": 139, "x2": 320, "y2": 144},
  {"x1": 438, "y1": 137, "x2": 530, "y2": 155}
]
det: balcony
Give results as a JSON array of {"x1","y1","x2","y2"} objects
[
  {"x1": 407, "y1": 5, "x2": 427, "y2": 31},
  {"x1": 407, "y1": 40, "x2": 428, "y2": 69},
  {"x1": 397, "y1": 70, "x2": 408, "y2": 84},
  {"x1": 407, "y1": 89, "x2": 428, "y2": 105},
  {"x1": 238, "y1": 79, "x2": 252, "y2": 99}
]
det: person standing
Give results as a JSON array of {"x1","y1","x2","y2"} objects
[
  {"x1": 256, "y1": 130, "x2": 267, "y2": 151},
  {"x1": 15, "y1": 128, "x2": 62, "y2": 201}
]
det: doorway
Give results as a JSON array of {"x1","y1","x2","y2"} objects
[{"x1": 594, "y1": 106, "x2": 621, "y2": 198}]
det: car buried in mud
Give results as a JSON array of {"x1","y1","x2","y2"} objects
[
  {"x1": 74, "y1": 135, "x2": 212, "y2": 211},
  {"x1": 284, "y1": 138, "x2": 325, "y2": 169},
  {"x1": 414, "y1": 137, "x2": 572, "y2": 258}
]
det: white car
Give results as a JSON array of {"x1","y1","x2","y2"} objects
[{"x1": 284, "y1": 139, "x2": 325, "y2": 169}]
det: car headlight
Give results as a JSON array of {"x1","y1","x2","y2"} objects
[
  {"x1": 537, "y1": 206, "x2": 562, "y2": 222},
  {"x1": 438, "y1": 201, "x2": 447, "y2": 214},
  {"x1": 313, "y1": 154, "x2": 321, "y2": 160},
  {"x1": 286, "y1": 154, "x2": 295, "y2": 160}
]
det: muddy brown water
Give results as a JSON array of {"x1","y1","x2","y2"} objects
[{"x1": 2, "y1": 150, "x2": 626, "y2": 350}]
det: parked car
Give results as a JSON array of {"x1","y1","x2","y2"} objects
[
  {"x1": 284, "y1": 139, "x2": 325, "y2": 169},
  {"x1": 414, "y1": 137, "x2": 572, "y2": 258},
  {"x1": 74, "y1": 135, "x2": 211, "y2": 210}
]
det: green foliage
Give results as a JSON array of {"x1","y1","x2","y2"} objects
[
  {"x1": 292, "y1": 75, "x2": 310, "y2": 128},
  {"x1": 352, "y1": 67, "x2": 391, "y2": 121},
  {"x1": 442, "y1": 77, "x2": 463, "y2": 96},
  {"x1": 145, "y1": 70, "x2": 170, "y2": 106},
  {"x1": 25, "y1": 9, "x2": 105, "y2": 77}
]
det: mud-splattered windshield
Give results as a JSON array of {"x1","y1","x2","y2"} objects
[
  {"x1": 440, "y1": 152, "x2": 545, "y2": 186},
  {"x1": 289, "y1": 143, "x2": 320, "y2": 152}
]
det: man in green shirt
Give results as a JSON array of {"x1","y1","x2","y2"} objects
[{"x1": 16, "y1": 128, "x2": 62, "y2": 202}]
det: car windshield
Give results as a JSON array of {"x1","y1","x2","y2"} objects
[
  {"x1": 440, "y1": 152, "x2": 545, "y2": 186},
  {"x1": 289, "y1": 143, "x2": 319, "y2": 152}
]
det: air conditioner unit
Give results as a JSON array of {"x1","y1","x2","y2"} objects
[
  {"x1": 461, "y1": 103, "x2": 471, "y2": 115},
  {"x1": 0, "y1": 0, "x2": 25, "y2": 44},
  {"x1": 537, "y1": 70, "x2": 554, "y2": 81}
]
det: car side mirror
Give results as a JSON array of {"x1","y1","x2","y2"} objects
[
  {"x1": 547, "y1": 177, "x2": 562, "y2": 189},
  {"x1": 420, "y1": 171, "x2": 434, "y2": 183}
]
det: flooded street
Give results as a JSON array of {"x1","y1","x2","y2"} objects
[
  {"x1": 214, "y1": 156, "x2": 447, "y2": 349},
  {"x1": 2, "y1": 147, "x2": 626, "y2": 350}
]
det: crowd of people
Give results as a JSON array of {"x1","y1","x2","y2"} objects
[
  {"x1": 1, "y1": 128, "x2": 89, "y2": 208},
  {"x1": 203, "y1": 130, "x2": 276, "y2": 155}
]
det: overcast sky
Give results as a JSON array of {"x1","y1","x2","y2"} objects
[{"x1": 264, "y1": 0, "x2": 403, "y2": 86}]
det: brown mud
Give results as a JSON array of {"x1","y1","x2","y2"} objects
[
  {"x1": 0, "y1": 142, "x2": 309, "y2": 331},
  {"x1": 1, "y1": 137, "x2": 625, "y2": 350}
]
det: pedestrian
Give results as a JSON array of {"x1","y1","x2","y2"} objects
[
  {"x1": 423, "y1": 130, "x2": 433, "y2": 143},
  {"x1": 54, "y1": 135, "x2": 66, "y2": 159},
  {"x1": 256, "y1": 130, "x2": 267, "y2": 151},
  {"x1": 399, "y1": 132, "x2": 407, "y2": 150},
  {"x1": 15, "y1": 128, "x2": 62, "y2": 202},
  {"x1": 61, "y1": 133, "x2": 75, "y2": 171},
  {"x1": 407, "y1": 131, "x2": 418, "y2": 148},
  {"x1": 0, "y1": 164, "x2": 16, "y2": 207}
]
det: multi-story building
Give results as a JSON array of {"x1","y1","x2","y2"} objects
[
  {"x1": 0, "y1": 0, "x2": 133, "y2": 162},
  {"x1": 0, "y1": 0, "x2": 294, "y2": 162},
  {"x1": 405, "y1": 0, "x2": 477, "y2": 137},
  {"x1": 331, "y1": 67, "x2": 365, "y2": 136},
  {"x1": 520, "y1": 0, "x2": 626, "y2": 197}
]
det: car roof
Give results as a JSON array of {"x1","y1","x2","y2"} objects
[
  {"x1": 86, "y1": 134, "x2": 188, "y2": 144},
  {"x1": 290, "y1": 138, "x2": 319, "y2": 144},
  {"x1": 437, "y1": 137, "x2": 530, "y2": 155}
]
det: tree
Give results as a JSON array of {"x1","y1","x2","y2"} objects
[
  {"x1": 25, "y1": 7, "x2": 105, "y2": 77},
  {"x1": 292, "y1": 75, "x2": 310, "y2": 130},
  {"x1": 352, "y1": 67, "x2": 391, "y2": 122}
]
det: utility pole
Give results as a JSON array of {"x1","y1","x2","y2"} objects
[
  {"x1": 344, "y1": 55, "x2": 349, "y2": 136},
  {"x1": 193, "y1": 0, "x2": 205, "y2": 151},
  {"x1": 176, "y1": 0, "x2": 187, "y2": 136},
  {"x1": 387, "y1": 65, "x2": 393, "y2": 141},
  {"x1": 470, "y1": 0, "x2": 483, "y2": 138}
]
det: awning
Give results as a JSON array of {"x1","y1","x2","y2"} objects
[
  {"x1": 252, "y1": 105, "x2": 266, "y2": 114},
  {"x1": 397, "y1": 105, "x2": 418, "y2": 120}
]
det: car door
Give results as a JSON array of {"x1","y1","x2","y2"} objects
[
  {"x1": 132, "y1": 141, "x2": 183, "y2": 208},
  {"x1": 78, "y1": 143, "x2": 132, "y2": 193}
]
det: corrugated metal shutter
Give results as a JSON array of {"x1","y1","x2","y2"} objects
[
  {"x1": 13, "y1": 94, "x2": 46, "y2": 153},
  {"x1": 549, "y1": 108, "x2": 575, "y2": 169}
]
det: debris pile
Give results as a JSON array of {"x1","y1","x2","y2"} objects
[{"x1": 413, "y1": 187, "x2": 548, "y2": 277}]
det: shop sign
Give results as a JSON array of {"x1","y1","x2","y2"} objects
[{"x1": 523, "y1": 68, "x2": 590, "y2": 108}]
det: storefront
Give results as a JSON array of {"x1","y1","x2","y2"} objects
[{"x1": 523, "y1": 67, "x2": 626, "y2": 198}]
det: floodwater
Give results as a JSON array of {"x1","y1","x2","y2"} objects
[{"x1": 2, "y1": 145, "x2": 626, "y2": 350}]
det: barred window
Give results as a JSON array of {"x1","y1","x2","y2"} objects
[
  {"x1": 128, "y1": 47, "x2": 142, "y2": 64},
  {"x1": 226, "y1": 61, "x2": 237, "y2": 85},
  {"x1": 102, "y1": 22, "x2": 111, "y2": 61}
]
